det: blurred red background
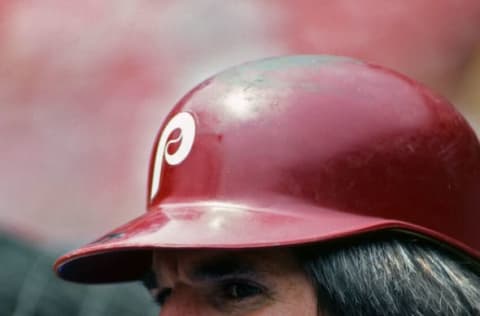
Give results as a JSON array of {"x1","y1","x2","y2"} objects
[{"x1": 1, "y1": 0, "x2": 479, "y2": 246}]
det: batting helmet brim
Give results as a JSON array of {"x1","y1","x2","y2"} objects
[{"x1": 54, "y1": 198, "x2": 480, "y2": 283}]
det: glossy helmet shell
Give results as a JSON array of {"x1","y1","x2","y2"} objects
[{"x1": 55, "y1": 55, "x2": 480, "y2": 283}]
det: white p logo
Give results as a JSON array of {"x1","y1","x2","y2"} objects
[{"x1": 150, "y1": 112, "x2": 196, "y2": 201}]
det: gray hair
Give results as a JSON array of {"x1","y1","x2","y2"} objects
[{"x1": 295, "y1": 234, "x2": 480, "y2": 316}]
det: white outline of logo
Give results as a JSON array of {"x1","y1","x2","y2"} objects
[{"x1": 150, "y1": 112, "x2": 196, "y2": 201}]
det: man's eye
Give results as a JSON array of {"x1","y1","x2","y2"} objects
[
  {"x1": 222, "y1": 281, "x2": 264, "y2": 300},
  {"x1": 154, "y1": 288, "x2": 172, "y2": 306}
]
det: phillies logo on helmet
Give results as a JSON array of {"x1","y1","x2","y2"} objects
[{"x1": 150, "y1": 112, "x2": 196, "y2": 201}]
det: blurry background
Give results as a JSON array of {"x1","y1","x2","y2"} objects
[{"x1": 0, "y1": 0, "x2": 479, "y2": 313}]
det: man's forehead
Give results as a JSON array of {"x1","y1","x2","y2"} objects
[
  {"x1": 151, "y1": 249, "x2": 296, "y2": 285},
  {"x1": 154, "y1": 250, "x2": 257, "y2": 277}
]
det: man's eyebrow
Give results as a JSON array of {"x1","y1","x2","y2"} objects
[{"x1": 189, "y1": 256, "x2": 260, "y2": 282}]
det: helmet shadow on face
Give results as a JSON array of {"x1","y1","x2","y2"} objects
[{"x1": 145, "y1": 248, "x2": 316, "y2": 315}]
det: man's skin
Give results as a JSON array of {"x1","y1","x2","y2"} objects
[{"x1": 148, "y1": 249, "x2": 318, "y2": 316}]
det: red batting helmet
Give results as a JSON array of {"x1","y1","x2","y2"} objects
[{"x1": 55, "y1": 55, "x2": 480, "y2": 283}]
